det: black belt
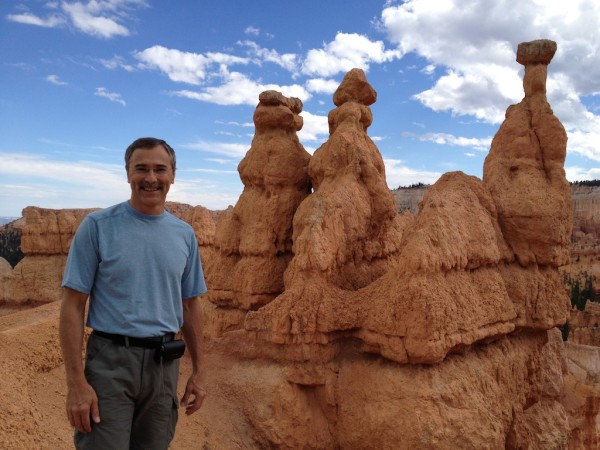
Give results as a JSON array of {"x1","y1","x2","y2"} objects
[{"x1": 92, "y1": 330, "x2": 175, "y2": 349}]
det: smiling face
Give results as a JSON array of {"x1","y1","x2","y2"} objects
[{"x1": 126, "y1": 144, "x2": 175, "y2": 215}]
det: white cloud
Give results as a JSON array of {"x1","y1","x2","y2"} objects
[
  {"x1": 171, "y1": 70, "x2": 310, "y2": 106},
  {"x1": 412, "y1": 65, "x2": 521, "y2": 124},
  {"x1": 7, "y1": 0, "x2": 147, "y2": 38},
  {"x1": 182, "y1": 140, "x2": 250, "y2": 158},
  {"x1": 301, "y1": 32, "x2": 401, "y2": 77},
  {"x1": 95, "y1": 87, "x2": 126, "y2": 106},
  {"x1": 565, "y1": 166, "x2": 600, "y2": 182},
  {"x1": 101, "y1": 55, "x2": 136, "y2": 72},
  {"x1": 421, "y1": 64, "x2": 436, "y2": 75},
  {"x1": 244, "y1": 26, "x2": 260, "y2": 36},
  {"x1": 298, "y1": 110, "x2": 329, "y2": 143},
  {"x1": 134, "y1": 45, "x2": 249, "y2": 85},
  {"x1": 0, "y1": 152, "x2": 128, "y2": 213},
  {"x1": 61, "y1": 2, "x2": 129, "y2": 38},
  {"x1": 408, "y1": 132, "x2": 492, "y2": 152},
  {"x1": 46, "y1": 74, "x2": 68, "y2": 85},
  {"x1": 384, "y1": 159, "x2": 441, "y2": 189},
  {"x1": 215, "y1": 120, "x2": 254, "y2": 128},
  {"x1": 305, "y1": 78, "x2": 340, "y2": 95},
  {"x1": 380, "y1": 0, "x2": 600, "y2": 162},
  {"x1": 6, "y1": 12, "x2": 65, "y2": 28},
  {"x1": 238, "y1": 40, "x2": 298, "y2": 72},
  {"x1": 0, "y1": 151, "x2": 241, "y2": 214}
]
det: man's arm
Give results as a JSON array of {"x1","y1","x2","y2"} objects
[
  {"x1": 180, "y1": 295, "x2": 206, "y2": 415},
  {"x1": 59, "y1": 286, "x2": 100, "y2": 433}
]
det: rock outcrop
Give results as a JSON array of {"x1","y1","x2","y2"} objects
[
  {"x1": 0, "y1": 207, "x2": 97, "y2": 305},
  {"x1": 196, "y1": 41, "x2": 574, "y2": 447},
  {"x1": 202, "y1": 91, "x2": 312, "y2": 336},
  {"x1": 0, "y1": 203, "x2": 195, "y2": 306}
]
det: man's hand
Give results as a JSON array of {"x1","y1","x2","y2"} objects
[
  {"x1": 181, "y1": 296, "x2": 205, "y2": 416},
  {"x1": 180, "y1": 374, "x2": 206, "y2": 415},
  {"x1": 66, "y1": 381, "x2": 100, "y2": 433}
]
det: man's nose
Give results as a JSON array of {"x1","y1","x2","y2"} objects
[{"x1": 145, "y1": 170, "x2": 159, "y2": 181}]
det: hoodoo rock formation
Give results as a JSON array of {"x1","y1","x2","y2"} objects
[
  {"x1": 202, "y1": 91, "x2": 312, "y2": 336},
  {"x1": 193, "y1": 40, "x2": 574, "y2": 447},
  {"x1": 1, "y1": 40, "x2": 593, "y2": 448}
]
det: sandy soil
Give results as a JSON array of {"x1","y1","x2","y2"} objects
[{"x1": 0, "y1": 302, "x2": 256, "y2": 449}]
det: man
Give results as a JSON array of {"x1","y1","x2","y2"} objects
[{"x1": 59, "y1": 137, "x2": 207, "y2": 449}]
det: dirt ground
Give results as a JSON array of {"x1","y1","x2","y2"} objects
[{"x1": 0, "y1": 301, "x2": 256, "y2": 449}]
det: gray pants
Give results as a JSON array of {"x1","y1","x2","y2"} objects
[{"x1": 75, "y1": 333, "x2": 180, "y2": 450}]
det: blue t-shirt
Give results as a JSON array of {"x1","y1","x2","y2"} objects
[{"x1": 62, "y1": 201, "x2": 207, "y2": 337}]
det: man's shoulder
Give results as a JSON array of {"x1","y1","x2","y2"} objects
[
  {"x1": 86, "y1": 202, "x2": 129, "y2": 223},
  {"x1": 163, "y1": 211, "x2": 195, "y2": 233}
]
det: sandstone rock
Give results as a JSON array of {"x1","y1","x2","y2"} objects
[
  {"x1": 332, "y1": 68, "x2": 377, "y2": 107},
  {"x1": 0, "y1": 255, "x2": 67, "y2": 304},
  {"x1": 517, "y1": 39, "x2": 557, "y2": 66},
  {"x1": 20, "y1": 207, "x2": 98, "y2": 255},
  {"x1": 1, "y1": 207, "x2": 93, "y2": 304},
  {"x1": 204, "y1": 90, "x2": 311, "y2": 321},
  {"x1": 562, "y1": 342, "x2": 600, "y2": 449},
  {"x1": 484, "y1": 40, "x2": 571, "y2": 267}
]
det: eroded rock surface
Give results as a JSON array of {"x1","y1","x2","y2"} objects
[
  {"x1": 200, "y1": 42, "x2": 574, "y2": 447},
  {"x1": 204, "y1": 90, "x2": 311, "y2": 334}
]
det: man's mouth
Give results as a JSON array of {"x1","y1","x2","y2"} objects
[{"x1": 140, "y1": 184, "x2": 162, "y2": 192}]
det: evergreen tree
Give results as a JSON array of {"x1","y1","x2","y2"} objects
[{"x1": 0, "y1": 228, "x2": 24, "y2": 268}]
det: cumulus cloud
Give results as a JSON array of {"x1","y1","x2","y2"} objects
[
  {"x1": 565, "y1": 166, "x2": 600, "y2": 182},
  {"x1": 134, "y1": 45, "x2": 249, "y2": 85},
  {"x1": 62, "y1": 2, "x2": 129, "y2": 38},
  {"x1": 170, "y1": 70, "x2": 310, "y2": 106},
  {"x1": 305, "y1": 78, "x2": 340, "y2": 94},
  {"x1": 380, "y1": 0, "x2": 600, "y2": 160},
  {"x1": 301, "y1": 32, "x2": 401, "y2": 77},
  {"x1": 384, "y1": 158, "x2": 441, "y2": 189},
  {"x1": 94, "y1": 87, "x2": 126, "y2": 106},
  {"x1": 298, "y1": 110, "x2": 329, "y2": 143}
]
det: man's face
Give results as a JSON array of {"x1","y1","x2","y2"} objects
[{"x1": 127, "y1": 145, "x2": 175, "y2": 215}]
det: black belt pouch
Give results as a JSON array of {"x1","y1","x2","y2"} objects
[{"x1": 154, "y1": 339, "x2": 186, "y2": 363}]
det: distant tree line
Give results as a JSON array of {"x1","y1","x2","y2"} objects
[
  {"x1": 395, "y1": 182, "x2": 429, "y2": 190},
  {"x1": 0, "y1": 227, "x2": 24, "y2": 268},
  {"x1": 570, "y1": 179, "x2": 600, "y2": 187}
]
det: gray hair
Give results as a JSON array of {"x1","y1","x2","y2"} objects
[{"x1": 124, "y1": 137, "x2": 176, "y2": 171}]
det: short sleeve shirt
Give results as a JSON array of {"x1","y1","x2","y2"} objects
[{"x1": 62, "y1": 201, "x2": 207, "y2": 337}]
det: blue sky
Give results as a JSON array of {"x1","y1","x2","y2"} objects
[{"x1": 1, "y1": 0, "x2": 599, "y2": 217}]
